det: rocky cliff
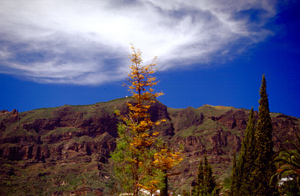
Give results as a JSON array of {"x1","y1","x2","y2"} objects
[{"x1": 0, "y1": 98, "x2": 299, "y2": 195}]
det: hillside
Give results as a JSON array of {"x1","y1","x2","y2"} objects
[{"x1": 0, "y1": 97, "x2": 299, "y2": 195}]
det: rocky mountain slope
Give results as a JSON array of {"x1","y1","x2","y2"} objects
[{"x1": 0, "y1": 97, "x2": 299, "y2": 195}]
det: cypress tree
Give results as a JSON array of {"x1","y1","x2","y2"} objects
[
  {"x1": 194, "y1": 159, "x2": 204, "y2": 196},
  {"x1": 232, "y1": 107, "x2": 257, "y2": 195},
  {"x1": 192, "y1": 154, "x2": 219, "y2": 196},
  {"x1": 240, "y1": 107, "x2": 257, "y2": 194},
  {"x1": 204, "y1": 154, "x2": 216, "y2": 194},
  {"x1": 230, "y1": 150, "x2": 237, "y2": 195},
  {"x1": 252, "y1": 75, "x2": 278, "y2": 195}
]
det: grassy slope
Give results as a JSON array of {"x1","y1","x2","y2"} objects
[
  {"x1": 0, "y1": 99, "x2": 298, "y2": 195},
  {"x1": 0, "y1": 97, "x2": 135, "y2": 195}
]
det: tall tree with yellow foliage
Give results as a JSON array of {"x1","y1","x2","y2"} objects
[{"x1": 111, "y1": 45, "x2": 182, "y2": 196}]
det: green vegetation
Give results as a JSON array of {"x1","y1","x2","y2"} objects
[
  {"x1": 42, "y1": 127, "x2": 80, "y2": 138},
  {"x1": 231, "y1": 108, "x2": 257, "y2": 195},
  {"x1": 176, "y1": 119, "x2": 230, "y2": 138},
  {"x1": 197, "y1": 105, "x2": 234, "y2": 117},
  {"x1": 0, "y1": 96, "x2": 132, "y2": 138},
  {"x1": 230, "y1": 150, "x2": 237, "y2": 195},
  {"x1": 0, "y1": 157, "x2": 103, "y2": 196},
  {"x1": 230, "y1": 75, "x2": 278, "y2": 195},
  {"x1": 20, "y1": 107, "x2": 55, "y2": 121},
  {"x1": 192, "y1": 154, "x2": 220, "y2": 196},
  {"x1": 251, "y1": 75, "x2": 278, "y2": 195},
  {"x1": 2, "y1": 108, "x2": 54, "y2": 137},
  {"x1": 272, "y1": 133, "x2": 300, "y2": 195},
  {"x1": 223, "y1": 177, "x2": 231, "y2": 190}
]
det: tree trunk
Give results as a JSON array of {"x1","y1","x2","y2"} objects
[{"x1": 160, "y1": 169, "x2": 168, "y2": 196}]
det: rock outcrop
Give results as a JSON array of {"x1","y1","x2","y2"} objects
[{"x1": 0, "y1": 98, "x2": 299, "y2": 195}]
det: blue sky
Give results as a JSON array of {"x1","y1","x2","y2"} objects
[{"x1": 0, "y1": 0, "x2": 299, "y2": 117}]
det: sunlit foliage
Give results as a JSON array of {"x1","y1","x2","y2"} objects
[{"x1": 111, "y1": 44, "x2": 182, "y2": 196}]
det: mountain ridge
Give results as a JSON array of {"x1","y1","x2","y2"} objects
[{"x1": 0, "y1": 97, "x2": 299, "y2": 195}]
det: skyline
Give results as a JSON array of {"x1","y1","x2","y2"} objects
[{"x1": 0, "y1": 0, "x2": 299, "y2": 118}]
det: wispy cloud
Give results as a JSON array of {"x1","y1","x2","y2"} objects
[{"x1": 0, "y1": 0, "x2": 277, "y2": 85}]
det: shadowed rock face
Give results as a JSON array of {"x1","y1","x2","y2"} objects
[
  {"x1": 0, "y1": 99, "x2": 173, "y2": 164},
  {"x1": 0, "y1": 98, "x2": 299, "y2": 194}
]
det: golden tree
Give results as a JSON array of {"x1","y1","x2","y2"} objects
[{"x1": 111, "y1": 45, "x2": 182, "y2": 196}]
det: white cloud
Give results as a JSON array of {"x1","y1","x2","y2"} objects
[{"x1": 0, "y1": 0, "x2": 277, "y2": 85}]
